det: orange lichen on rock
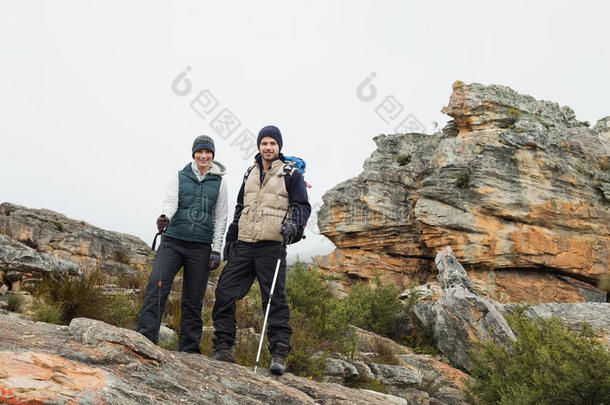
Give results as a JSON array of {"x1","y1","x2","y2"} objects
[{"x1": 0, "y1": 351, "x2": 106, "y2": 404}]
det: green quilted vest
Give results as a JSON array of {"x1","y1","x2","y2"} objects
[{"x1": 164, "y1": 163, "x2": 221, "y2": 243}]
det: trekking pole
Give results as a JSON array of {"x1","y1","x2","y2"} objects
[
  {"x1": 254, "y1": 238, "x2": 289, "y2": 373},
  {"x1": 152, "y1": 226, "x2": 166, "y2": 338}
]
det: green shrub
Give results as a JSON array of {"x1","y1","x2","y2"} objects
[
  {"x1": 338, "y1": 273, "x2": 407, "y2": 341},
  {"x1": 104, "y1": 293, "x2": 139, "y2": 329},
  {"x1": 34, "y1": 270, "x2": 111, "y2": 324},
  {"x1": 7, "y1": 293, "x2": 25, "y2": 313},
  {"x1": 163, "y1": 295, "x2": 182, "y2": 332},
  {"x1": 345, "y1": 375, "x2": 389, "y2": 394},
  {"x1": 286, "y1": 310, "x2": 329, "y2": 379},
  {"x1": 235, "y1": 332, "x2": 270, "y2": 368},
  {"x1": 466, "y1": 307, "x2": 610, "y2": 405},
  {"x1": 236, "y1": 283, "x2": 263, "y2": 330},
  {"x1": 116, "y1": 270, "x2": 149, "y2": 311},
  {"x1": 287, "y1": 261, "x2": 348, "y2": 342},
  {"x1": 31, "y1": 298, "x2": 63, "y2": 324}
]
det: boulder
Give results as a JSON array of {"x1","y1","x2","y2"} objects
[
  {"x1": 0, "y1": 202, "x2": 154, "y2": 276},
  {"x1": 411, "y1": 246, "x2": 515, "y2": 370},
  {"x1": 0, "y1": 234, "x2": 81, "y2": 291}
]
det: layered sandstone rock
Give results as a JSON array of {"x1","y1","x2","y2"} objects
[
  {"x1": 315, "y1": 82, "x2": 609, "y2": 303},
  {"x1": 0, "y1": 202, "x2": 154, "y2": 276}
]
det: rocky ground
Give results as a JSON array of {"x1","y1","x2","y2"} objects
[{"x1": 0, "y1": 313, "x2": 467, "y2": 404}]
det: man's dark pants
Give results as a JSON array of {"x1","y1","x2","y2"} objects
[
  {"x1": 137, "y1": 236, "x2": 211, "y2": 353},
  {"x1": 212, "y1": 241, "x2": 291, "y2": 352}
]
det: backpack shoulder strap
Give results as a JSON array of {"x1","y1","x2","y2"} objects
[
  {"x1": 242, "y1": 165, "x2": 256, "y2": 184},
  {"x1": 281, "y1": 163, "x2": 296, "y2": 191}
]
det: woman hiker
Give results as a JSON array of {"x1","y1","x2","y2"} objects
[{"x1": 136, "y1": 135, "x2": 228, "y2": 353}]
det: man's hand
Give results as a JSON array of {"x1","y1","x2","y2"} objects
[
  {"x1": 156, "y1": 215, "x2": 169, "y2": 232},
  {"x1": 209, "y1": 251, "x2": 221, "y2": 270},
  {"x1": 223, "y1": 241, "x2": 235, "y2": 261},
  {"x1": 280, "y1": 220, "x2": 299, "y2": 244}
]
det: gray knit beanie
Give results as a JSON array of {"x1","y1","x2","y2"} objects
[{"x1": 192, "y1": 135, "x2": 215, "y2": 158}]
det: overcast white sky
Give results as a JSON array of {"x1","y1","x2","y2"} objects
[{"x1": 1, "y1": 1, "x2": 609, "y2": 262}]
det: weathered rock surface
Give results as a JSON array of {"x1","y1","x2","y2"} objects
[
  {"x1": 0, "y1": 314, "x2": 419, "y2": 404},
  {"x1": 0, "y1": 234, "x2": 82, "y2": 291},
  {"x1": 411, "y1": 246, "x2": 610, "y2": 370},
  {"x1": 321, "y1": 348, "x2": 469, "y2": 405},
  {"x1": 315, "y1": 82, "x2": 609, "y2": 303},
  {"x1": 501, "y1": 302, "x2": 610, "y2": 348},
  {"x1": 411, "y1": 246, "x2": 515, "y2": 370},
  {"x1": 0, "y1": 202, "x2": 154, "y2": 277}
]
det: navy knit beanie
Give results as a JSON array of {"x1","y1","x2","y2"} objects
[
  {"x1": 192, "y1": 135, "x2": 215, "y2": 158},
  {"x1": 257, "y1": 125, "x2": 283, "y2": 151}
]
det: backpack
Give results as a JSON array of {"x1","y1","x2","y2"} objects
[{"x1": 242, "y1": 156, "x2": 310, "y2": 190}]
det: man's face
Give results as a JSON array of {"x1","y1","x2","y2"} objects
[
  {"x1": 259, "y1": 137, "x2": 280, "y2": 162},
  {"x1": 194, "y1": 149, "x2": 213, "y2": 171}
]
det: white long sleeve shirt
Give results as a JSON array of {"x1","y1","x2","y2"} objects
[{"x1": 161, "y1": 160, "x2": 228, "y2": 252}]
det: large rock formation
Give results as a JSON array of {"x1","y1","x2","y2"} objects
[
  {"x1": 0, "y1": 202, "x2": 154, "y2": 277},
  {"x1": 0, "y1": 314, "x2": 442, "y2": 404},
  {"x1": 316, "y1": 81, "x2": 609, "y2": 303}
]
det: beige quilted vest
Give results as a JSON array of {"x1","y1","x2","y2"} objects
[{"x1": 238, "y1": 159, "x2": 293, "y2": 243}]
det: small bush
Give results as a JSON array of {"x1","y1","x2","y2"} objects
[
  {"x1": 201, "y1": 287, "x2": 215, "y2": 327},
  {"x1": 338, "y1": 273, "x2": 407, "y2": 341},
  {"x1": 236, "y1": 284, "x2": 262, "y2": 330},
  {"x1": 287, "y1": 311, "x2": 329, "y2": 379},
  {"x1": 371, "y1": 337, "x2": 400, "y2": 365},
  {"x1": 7, "y1": 293, "x2": 25, "y2": 313},
  {"x1": 159, "y1": 333, "x2": 179, "y2": 351},
  {"x1": 235, "y1": 332, "x2": 270, "y2": 368},
  {"x1": 345, "y1": 375, "x2": 389, "y2": 394},
  {"x1": 32, "y1": 298, "x2": 63, "y2": 324},
  {"x1": 104, "y1": 293, "x2": 139, "y2": 329},
  {"x1": 163, "y1": 295, "x2": 182, "y2": 333},
  {"x1": 287, "y1": 261, "x2": 348, "y2": 342},
  {"x1": 200, "y1": 328, "x2": 214, "y2": 356},
  {"x1": 466, "y1": 307, "x2": 610, "y2": 405},
  {"x1": 34, "y1": 270, "x2": 111, "y2": 324},
  {"x1": 116, "y1": 270, "x2": 149, "y2": 310}
]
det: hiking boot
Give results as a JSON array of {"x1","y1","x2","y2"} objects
[
  {"x1": 210, "y1": 341, "x2": 235, "y2": 363},
  {"x1": 269, "y1": 343, "x2": 290, "y2": 375}
]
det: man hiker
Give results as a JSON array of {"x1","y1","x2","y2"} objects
[
  {"x1": 210, "y1": 125, "x2": 311, "y2": 375},
  {"x1": 136, "y1": 135, "x2": 228, "y2": 353}
]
